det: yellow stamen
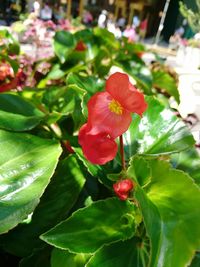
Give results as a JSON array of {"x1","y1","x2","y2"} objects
[{"x1": 108, "y1": 99, "x2": 123, "y2": 115}]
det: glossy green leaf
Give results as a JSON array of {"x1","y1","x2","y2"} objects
[
  {"x1": 129, "y1": 159, "x2": 200, "y2": 267},
  {"x1": 123, "y1": 96, "x2": 195, "y2": 158},
  {"x1": 0, "y1": 156, "x2": 85, "y2": 257},
  {"x1": 74, "y1": 147, "x2": 112, "y2": 188},
  {"x1": 171, "y1": 148, "x2": 200, "y2": 185},
  {"x1": 53, "y1": 31, "x2": 75, "y2": 63},
  {"x1": 41, "y1": 198, "x2": 136, "y2": 253},
  {"x1": 0, "y1": 130, "x2": 62, "y2": 234},
  {"x1": 0, "y1": 94, "x2": 45, "y2": 131},
  {"x1": 152, "y1": 71, "x2": 180, "y2": 103},
  {"x1": 86, "y1": 238, "x2": 149, "y2": 267},
  {"x1": 51, "y1": 248, "x2": 91, "y2": 267}
]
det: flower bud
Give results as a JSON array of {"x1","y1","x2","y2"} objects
[{"x1": 113, "y1": 179, "x2": 134, "y2": 200}]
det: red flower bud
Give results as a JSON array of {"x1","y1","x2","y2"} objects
[
  {"x1": 113, "y1": 179, "x2": 134, "y2": 200},
  {"x1": 75, "y1": 41, "x2": 87, "y2": 51}
]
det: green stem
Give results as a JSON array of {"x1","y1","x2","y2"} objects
[{"x1": 119, "y1": 135, "x2": 126, "y2": 170}]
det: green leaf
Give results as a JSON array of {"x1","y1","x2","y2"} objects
[
  {"x1": 129, "y1": 159, "x2": 200, "y2": 267},
  {"x1": 46, "y1": 64, "x2": 65, "y2": 80},
  {"x1": 67, "y1": 73, "x2": 104, "y2": 94},
  {"x1": 0, "y1": 156, "x2": 85, "y2": 257},
  {"x1": 86, "y1": 238, "x2": 149, "y2": 267},
  {"x1": 93, "y1": 27, "x2": 119, "y2": 49},
  {"x1": 41, "y1": 198, "x2": 136, "y2": 253},
  {"x1": 123, "y1": 96, "x2": 195, "y2": 158},
  {"x1": 19, "y1": 247, "x2": 51, "y2": 267},
  {"x1": 0, "y1": 94, "x2": 45, "y2": 131},
  {"x1": 53, "y1": 31, "x2": 76, "y2": 63},
  {"x1": 189, "y1": 252, "x2": 200, "y2": 267},
  {"x1": 51, "y1": 248, "x2": 91, "y2": 267},
  {"x1": 152, "y1": 71, "x2": 180, "y2": 103},
  {"x1": 0, "y1": 130, "x2": 62, "y2": 234},
  {"x1": 171, "y1": 148, "x2": 200, "y2": 185}
]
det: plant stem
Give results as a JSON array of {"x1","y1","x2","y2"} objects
[{"x1": 119, "y1": 135, "x2": 126, "y2": 170}]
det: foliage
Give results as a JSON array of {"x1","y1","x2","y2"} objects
[
  {"x1": 0, "y1": 27, "x2": 200, "y2": 267},
  {"x1": 179, "y1": 0, "x2": 200, "y2": 33}
]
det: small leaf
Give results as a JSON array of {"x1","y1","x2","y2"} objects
[
  {"x1": 53, "y1": 31, "x2": 75, "y2": 63},
  {"x1": 41, "y1": 198, "x2": 136, "y2": 253},
  {"x1": 0, "y1": 130, "x2": 62, "y2": 233},
  {"x1": 0, "y1": 93, "x2": 45, "y2": 131}
]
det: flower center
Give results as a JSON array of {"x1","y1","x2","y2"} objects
[{"x1": 108, "y1": 99, "x2": 123, "y2": 115}]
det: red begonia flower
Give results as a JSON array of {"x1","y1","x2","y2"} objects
[
  {"x1": 113, "y1": 179, "x2": 134, "y2": 200},
  {"x1": 75, "y1": 41, "x2": 87, "y2": 51},
  {"x1": 78, "y1": 123, "x2": 118, "y2": 165},
  {"x1": 88, "y1": 91, "x2": 132, "y2": 139},
  {"x1": 106, "y1": 72, "x2": 147, "y2": 116},
  {"x1": 87, "y1": 72, "x2": 147, "y2": 139}
]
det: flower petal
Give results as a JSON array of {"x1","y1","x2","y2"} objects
[
  {"x1": 106, "y1": 72, "x2": 147, "y2": 116},
  {"x1": 78, "y1": 123, "x2": 118, "y2": 165},
  {"x1": 87, "y1": 92, "x2": 132, "y2": 139}
]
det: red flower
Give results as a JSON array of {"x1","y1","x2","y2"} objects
[
  {"x1": 75, "y1": 40, "x2": 87, "y2": 51},
  {"x1": 78, "y1": 123, "x2": 118, "y2": 165},
  {"x1": 87, "y1": 72, "x2": 147, "y2": 139},
  {"x1": 0, "y1": 69, "x2": 25, "y2": 92},
  {"x1": 113, "y1": 179, "x2": 134, "y2": 200}
]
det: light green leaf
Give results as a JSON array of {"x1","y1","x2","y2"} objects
[
  {"x1": 0, "y1": 130, "x2": 62, "y2": 234},
  {"x1": 0, "y1": 93, "x2": 45, "y2": 131},
  {"x1": 51, "y1": 248, "x2": 91, "y2": 267},
  {"x1": 0, "y1": 156, "x2": 85, "y2": 257},
  {"x1": 124, "y1": 96, "x2": 195, "y2": 158},
  {"x1": 129, "y1": 159, "x2": 200, "y2": 267},
  {"x1": 86, "y1": 238, "x2": 149, "y2": 267},
  {"x1": 41, "y1": 198, "x2": 136, "y2": 253}
]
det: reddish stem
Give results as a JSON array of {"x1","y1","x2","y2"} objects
[{"x1": 119, "y1": 135, "x2": 126, "y2": 170}]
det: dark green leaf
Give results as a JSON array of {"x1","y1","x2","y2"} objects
[
  {"x1": 123, "y1": 96, "x2": 195, "y2": 158},
  {"x1": 19, "y1": 247, "x2": 51, "y2": 267},
  {"x1": 51, "y1": 248, "x2": 90, "y2": 267},
  {"x1": 129, "y1": 159, "x2": 200, "y2": 267},
  {"x1": 41, "y1": 198, "x2": 136, "y2": 253},
  {"x1": 0, "y1": 94, "x2": 45, "y2": 131},
  {"x1": 0, "y1": 156, "x2": 85, "y2": 257},
  {"x1": 86, "y1": 238, "x2": 149, "y2": 267},
  {"x1": 53, "y1": 31, "x2": 75, "y2": 63},
  {"x1": 0, "y1": 130, "x2": 62, "y2": 234}
]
